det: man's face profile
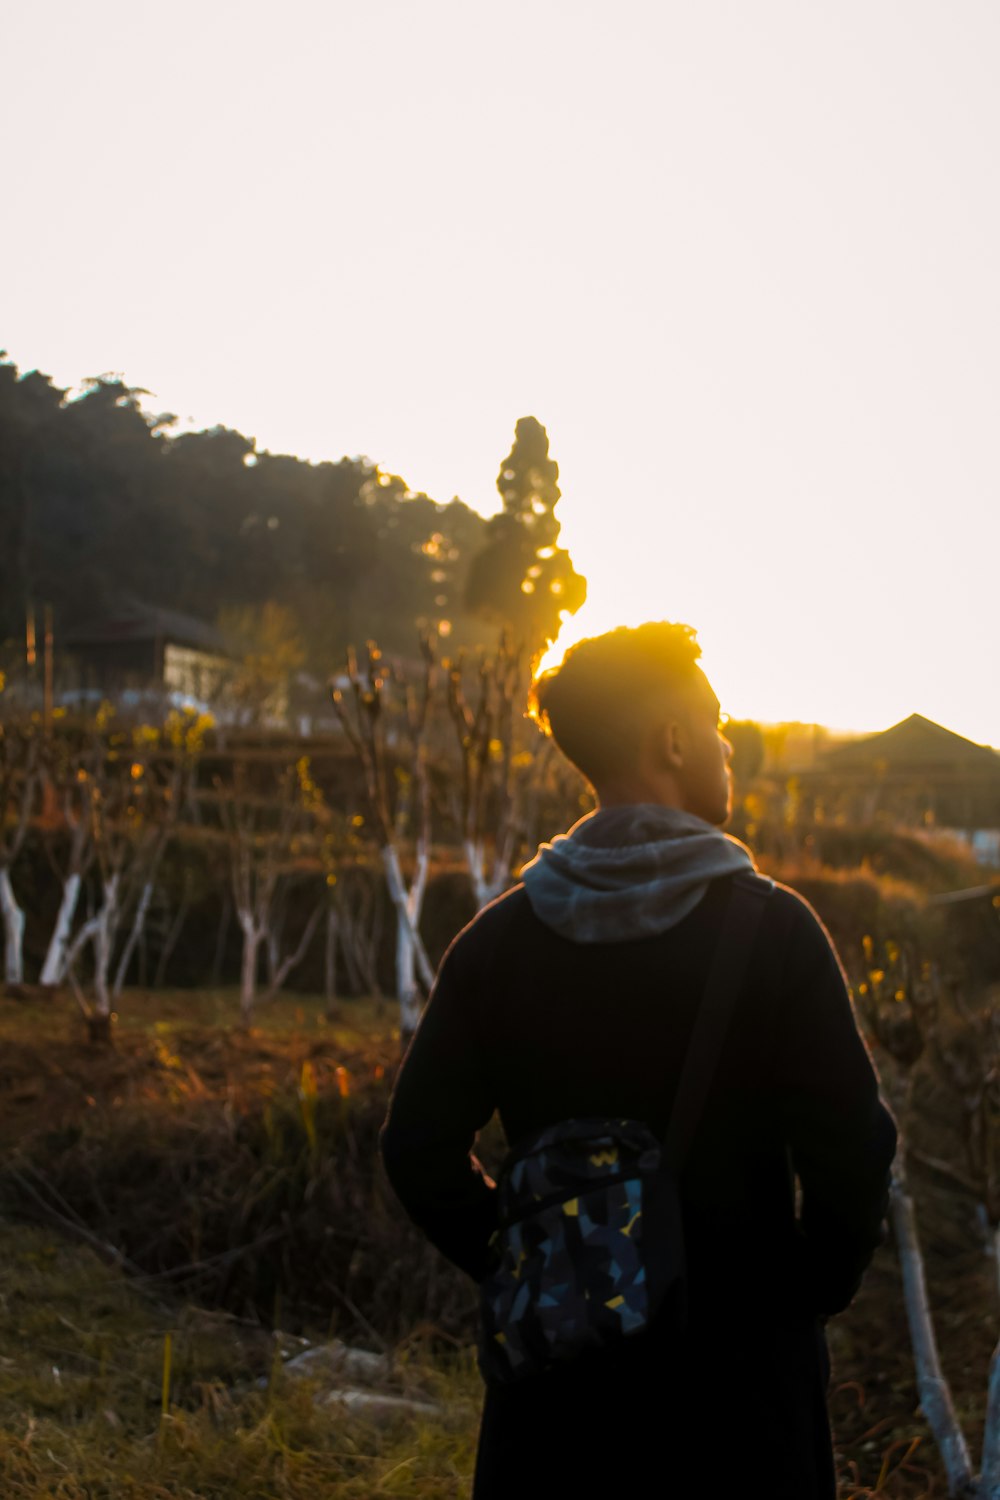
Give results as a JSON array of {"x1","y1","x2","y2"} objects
[{"x1": 664, "y1": 668, "x2": 733, "y2": 827}]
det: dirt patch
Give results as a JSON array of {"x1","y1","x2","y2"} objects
[{"x1": 0, "y1": 989, "x2": 397, "y2": 1147}]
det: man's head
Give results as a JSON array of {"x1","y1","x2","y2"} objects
[{"x1": 528, "y1": 620, "x2": 732, "y2": 825}]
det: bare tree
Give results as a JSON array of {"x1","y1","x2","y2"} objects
[
  {"x1": 862, "y1": 946, "x2": 1000, "y2": 1498},
  {"x1": 331, "y1": 638, "x2": 436, "y2": 1036},
  {"x1": 60, "y1": 730, "x2": 184, "y2": 1040},
  {"x1": 112, "y1": 713, "x2": 205, "y2": 999},
  {"x1": 445, "y1": 636, "x2": 526, "y2": 909},
  {"x1": 0, "y1": 717, "x2": 40, "y2": 990},
  {"x1": 309, "y1": 799, "x2": 386, "y2": 1016},
  {"x1": 214, "y1": 757, "x2": 322, "y2": 1026},
  {"x1": 38, "y1": 733, "x2": 98, "y2": 988}
]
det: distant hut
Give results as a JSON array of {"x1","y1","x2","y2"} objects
[
  {"x1": 800, "y1": 713, "x2": 1000, "y2": 856},
  {"x1": 63, "y1": 598, "x2": 229, "y2": 704}
]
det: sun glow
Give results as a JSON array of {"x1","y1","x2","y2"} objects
[{"x1": 3, "y1": 2, "x2": 998, "y2": 745}]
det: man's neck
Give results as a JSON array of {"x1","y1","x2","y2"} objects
[{"x1": 594, "y1": 775, "x2": 686, "y2": 811}]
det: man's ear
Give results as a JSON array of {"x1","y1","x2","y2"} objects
[{"x1": 658, "y1": 719, "x2": 684, "y2": 770}]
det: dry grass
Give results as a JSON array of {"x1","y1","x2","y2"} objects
[
  {"x1": 0, "y1": 1221, "x2": 479, "y2": 1499},
  {"x1": 0, "y1": 987, "x2": 992, "y2": 1497}
]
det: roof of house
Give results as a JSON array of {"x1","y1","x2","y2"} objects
[
  {"x1": 820, "y1": 712, "x2": 999, "y2": 771},
  {"x1": 64, "y1": 598, "x2": 228, "y2": 655}
]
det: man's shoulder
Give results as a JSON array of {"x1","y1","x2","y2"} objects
[
  {"x1": 712, "y1": 871, "x2": 833, "y2": 942},
  {"x1": 449, "y1": 883, "x2": 534, "y2": 958},
  {"x1": 749, "y1": 876, "x2": 847, "y2": 986},
  {"x1": 761, "y1": 877, "x2": 830, "y2": 930},
  {"x1": 765, "y1": 876, "x2": 837, "y2": 935}
]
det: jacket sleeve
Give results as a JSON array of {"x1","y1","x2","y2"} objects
[
  {"x1": 768, "y1": 895, "x2": 898, "y2": 1315},
  {"x1": 379, "y1": 932, "x2": 499, "y2": 1281}
]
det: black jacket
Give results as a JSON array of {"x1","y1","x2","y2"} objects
[{"x1": 380, "y1": 874, "x2": 897, "y2": 1498}]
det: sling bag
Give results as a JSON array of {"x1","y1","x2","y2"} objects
[{"x1": 478, "y1": 870, "x2": 774, "y2": 1385}]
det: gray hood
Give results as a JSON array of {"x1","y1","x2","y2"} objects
[{"x1": 520, "y1": 803, "x2": 755, "y2": 943}]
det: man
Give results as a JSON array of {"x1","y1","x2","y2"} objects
[{"x1": 380, "y1": 621, "x2": 896, "y2": 1498}]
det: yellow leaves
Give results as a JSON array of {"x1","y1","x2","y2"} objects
[
  {"x1": 153, "y1": 1038, "x2": 182, "y2": 1073},
  {"x1": 170, "y1": 708, "x2": 213, "y2": 752},
  {"x1": 298, "y1": 1061, "x2": 318, "y2": 1153},
  {"x1": 862, "y1": 934, "x2": 874, "y2": 962},
  {"x1": 130, "y1": 763, "x2": 144, "y2": 781},
  {"x1": 294, "y1": 754, "x2": 324, "y2": 816}
]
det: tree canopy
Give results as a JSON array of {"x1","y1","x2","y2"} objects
[
  {"x1": 464, "y1": 416, "x2": 586, "y2": 650},
  {"x1": 1, "y1": 354, "x2": 583, "y2": 685}
]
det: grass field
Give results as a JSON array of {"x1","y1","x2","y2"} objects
[{"x1": 0, "y1": 986, "x2": 991, "y2": 1497}]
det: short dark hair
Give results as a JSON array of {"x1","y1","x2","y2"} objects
[{"x1": 527, "y1": 621, "x2": 703, "y2": 787}]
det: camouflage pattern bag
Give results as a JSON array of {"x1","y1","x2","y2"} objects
[
  {"x1": 477, "y1": 872, "x2": 773, "y2": 1386},
  {"x1": 478, "y1": 1117, "x2": 686, "y2": 1384}
]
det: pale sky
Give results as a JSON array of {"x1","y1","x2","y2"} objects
[{"x1": 3, "y1": 1, "x2": 998, "y2": 744}]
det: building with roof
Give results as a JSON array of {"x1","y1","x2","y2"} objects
[
  {"x1": 797, "y1": 712, "x2": 1000, "y2": 859},
  {"x1": 63, "y1": 598, "x2": 230, "y2": 703}
]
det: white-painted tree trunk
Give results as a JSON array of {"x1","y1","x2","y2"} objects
[
  {"x1": 39, "y1": 872, "x2": 82, "y2": 986},
  {"x1": 239, "y1": 916, "x2": 263, "y2": 1026},
  {"x1": 112, "y1": 878, "x2": 155, "y2": 999},
  {"x1": 266, "y1": 925, "x2": 281, "y2": 988},
  {"x1": 463, "y1": 838, "x2": 511, "y2": 911},
  {"x1": 393, "y1": 905, "x2": 421, "y2": 1036},
  {"x1": 381, "y1": 844, "x2": 433, "y2": 1036},
  {"x1": 890, "y1": 1175, "x2": 976, "y2": 1497},
  {"x1": 91, "y1": 875, "x2": 121, "y2": 1019},
  {"x1": 0, "y1": 866, "x2": 25, "y2": 988}
]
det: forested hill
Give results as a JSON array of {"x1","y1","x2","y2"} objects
[{"x1": 0, "y1": 354, "x2": 585, "y2": 674}]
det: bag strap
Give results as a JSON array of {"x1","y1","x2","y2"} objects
[{"x1": 662, "y1": 870, "x2": 774, "y2": 1173}]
